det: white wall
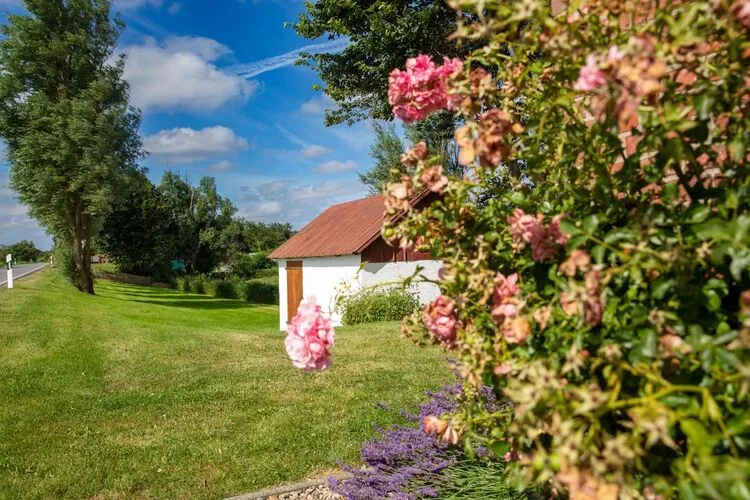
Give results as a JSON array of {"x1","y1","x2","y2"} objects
[
  {"x1": 361, "y1": 260, "x2": 442, "y2": 304},
  {"x1": 277, "y1": 256, "x2": 442, "y2": 331},
  {"x1": 277, "y1": 255, "x2": 362, "y2": 330}
]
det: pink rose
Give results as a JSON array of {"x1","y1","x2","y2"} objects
[
  {"x1": 423, "y1": 295, "x2": 458, "y2": 343},
  {"x1": 388, "y1": 55, "x2": 463, "y2": 123},
  {"x1": 494, "y1": 272, "x2": 519, "y2": 301},
  {"x1": 420, "y1": 165, "x2": 449, "y2": 193},
  {"x1": 731, "y1": 0, "x2": 750, "y2": 28},
  {"x1": 574, "y1": 55, "x2": 607, "y2": 92},
  {"x1": 285, "y1": 296, "x2": 335, "y2": 371},
  {"x1": 503, "y1": 316, "x2": 531, "y2": 344}
]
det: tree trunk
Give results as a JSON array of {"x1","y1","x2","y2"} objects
[{"x1": 70, "y1": 208, "x2": 95, "y2": 294}]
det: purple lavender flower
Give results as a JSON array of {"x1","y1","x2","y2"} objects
[{"x1": 329, "y1": 382, "x2": 506, "y2": 499}]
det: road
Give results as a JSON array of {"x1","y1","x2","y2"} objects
[{"x1": 0, "y1": 262, "x2": 47, "y2": 286}]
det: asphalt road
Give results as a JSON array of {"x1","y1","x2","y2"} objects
[{"x1": 0, "y1": 262, "x2": 47, "y2": 286}]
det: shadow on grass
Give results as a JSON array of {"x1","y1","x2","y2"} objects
[{"x1": 98, "y1": 282, "x2": 273, "y2": 310}]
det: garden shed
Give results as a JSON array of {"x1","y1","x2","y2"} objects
[{"x1": 269, "y1": 193, "x2": 441, "y2": 330}]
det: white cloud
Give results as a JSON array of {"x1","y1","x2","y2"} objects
[
  {"x1": 300, "y1": 96, "x2": 330, "y2": 115},
  {"x1": 239, "y1": 178, "x2": 364, "y2": 226},
  {"x1": 299, "y1": 145, "x2": 331, "y2": 158},
  {"x1": 207, "y1": 160, "x2": 236, "y2": 172},
  {"x1": 163, "y1": 36, "x2": 230, "y2": 61},
  {"x1": 229, "y1": 39, "x2": 348, "y2": 79},
  {"x1": 123, "y1": 37, "x2": 256, "y2": 112},
  {"x1": 167, "y1": 2, "x2": 182, "y2": 14},
  {"x1": 315, "y1": 160, "x2": 358, "y2": 174},
  {"x1": 144, "y1": 126, "x2": 249, "y2": 164}
]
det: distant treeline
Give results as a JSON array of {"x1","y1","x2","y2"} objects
[
  {"x1": 96, "y1": 171, "x2": 293, "y2": 280},
  {"x1": 0, "y1": 240, "x2": 49, "y2": 265}
]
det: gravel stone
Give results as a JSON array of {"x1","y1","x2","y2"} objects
[{"x1": 267, "y1": 483, "x2": 341, "y2": 500}]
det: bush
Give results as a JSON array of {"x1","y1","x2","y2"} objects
[
  {"x1": 236, "y1": 279, "x2": 278, "y2": 304},
  {"x1": 211, "y1": 279, "x2": 237, "y2": 299},
  {"x1": 233, "y1": 252, "x2": 275, "y2": 279},
  {"x1": 383, "y1": 1, "x2": 750, "y2": 497},
  {"x1": 339, "y1": 287, "x2": 420, "y2": 326},
  {"x1": 177, "y1": 275, "x2": 192, "y2": 292},
  {"x1": 329, "y1": 383, "x2": 520, "y2": 500},
  {"x1": 189, "y1": 275, "x2": 207, "y2": 295},
  {"x1": 51, "y1": 241, "x2": 74, "y2": 284}
]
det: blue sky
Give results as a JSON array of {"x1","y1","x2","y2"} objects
[{"x1": 0, "y1": 0, "x2": 380, "y2": 250}]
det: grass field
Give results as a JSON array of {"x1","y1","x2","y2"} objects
[{"x1": 0, "y1": 270, "x2": 452, "y2": 499}]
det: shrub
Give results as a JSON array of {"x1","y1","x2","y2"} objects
[
  {"x1": 189, "y1": 275, "x2": 207, "y2": 295},
  {"x1": 339, "y1": 287, "x2": 420, "y2": 325},
  {"x1": 329, "y1": 383, "x2": 519, "y2": 500},
  {"x1": 233, "y1": 252, "x2": 275, "y2": 279},
  {"x1": 211, "y1": 279, "x2": 237, "y2": 299},
  {"x1": 51, "y1": 240, "x2": 74, "y2": 284},
  {"x1": 177, "y1": 275, "x2": 191, "y2": 292},
  {"x1": 236, "y1": 279, "x2": 278, "y2": 304},
  {"x1": 380, "y1": 1, "x2": 750, "y2": 498}
]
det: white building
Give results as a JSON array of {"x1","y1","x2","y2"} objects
[{"x1": 269, "y1": 193, "x2": 441, "y2": 330}]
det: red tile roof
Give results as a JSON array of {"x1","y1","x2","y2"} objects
[{"x1": 269, "y1": 195, "x2": 388, "y2": 259}]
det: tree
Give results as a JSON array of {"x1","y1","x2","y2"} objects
[
  {"x1": 359, "y1": 114, "x2": 464, "y2": 194},
  {"x1": 0, "y1": 240, "x2": 45, "y2": 264},
  {"x1": 98, "y1": 173, "x2": 176, "y2": 279},
  {"x1": 0, "y1": 0, "x2": 144, "y2": 294},
  {"x1": 295, "y1": 0, "x2": 479, "y2": 126},
  {"x1": 157, "y1": 172, "x2": 237, "y2": 274}
]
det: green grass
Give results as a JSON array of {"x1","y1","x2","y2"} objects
[{"x1": 0, "y1": 270, "x2": 452, "y2": 499}]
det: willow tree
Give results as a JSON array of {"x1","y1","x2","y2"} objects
[{"x1": 0, "y1": 0, "x2": 144, "y2": 293}]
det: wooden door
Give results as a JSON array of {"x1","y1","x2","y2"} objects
[{"x1": 286, "y1": 261, "x2": 303, "y2": 321}]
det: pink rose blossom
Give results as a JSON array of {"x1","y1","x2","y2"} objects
[
  {"x1": 285, "y1": 296, "x2": 335, "y2": 371},
  {"x1": 731, "y1": 0, "x2": 750, "y2": 28},
  {"x1": 422, "y1": 295, "x2": 458, "y2": 343},
  {"x1": 503, "y1": 316, "x2": 531, "y2": 344},
  {"x1": 388, "y1": 55, "x2": 463, "y2": 123},
  {"x1": 420, "y1": 165, "x2": 449, "y2": 193},
  {"x1": 508, "y1": 209, "x2": 568, "y2": 262},
  {"x1": 494, "y1": 272, "x2": 519, "y2": 301},
  {"x1": 574, "y1": 55, "x2": 607, "y2": 92}
]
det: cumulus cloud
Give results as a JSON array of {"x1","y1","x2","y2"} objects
[
  {"x1": 144, "y1": 126, "x2": 249, "y2": 164},
  {"x1": 207, "y1": 160, "x2": 236, "y2": 172},
  {"x1": 299, "y1": 145, "x2": 331, "y2": 158},
  {"x1": 239, "y1": 178, "x2": 364, "y2": 226},
  {"x1": 315, "y1": 160, "x2": 358, "y2": 174},
  {"x1": 123, "y1": 36, "x2": 256, "y2": 112},
  {"x1": 299, "y1": 96, "x2": 330, "y2": 115}
]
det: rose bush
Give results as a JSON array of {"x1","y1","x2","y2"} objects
[{"x1": 381, "y1": 0, "x2": 750, "y2": 498}]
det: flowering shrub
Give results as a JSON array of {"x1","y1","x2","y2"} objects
[
  {"x1": 329, "y1": 383, "x2": 513, "y2": 500},
  {"x1": 383, "y1": 0, "x2": 750, "y2": 498},
  {"x1": 284, "y1": 297, "x2": 335, "y2": 371}
]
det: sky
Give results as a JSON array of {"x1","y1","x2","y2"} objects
[{"x1": 0, "y1": 0, "x2": 381, "y2": 250}]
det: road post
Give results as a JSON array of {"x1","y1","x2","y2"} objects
[{"x1": 5, "y1": 254, "x2": 12, "y2": 289}]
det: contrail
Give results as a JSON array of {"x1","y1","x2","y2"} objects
[{"x1": 228, "y1": 38, "x2": 348, "y2": 79}]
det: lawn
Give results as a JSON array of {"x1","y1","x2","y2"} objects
[{"x1": 0, "y1": 270, "x2": 452, "y2": 499}]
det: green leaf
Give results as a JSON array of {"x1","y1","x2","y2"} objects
[
  {"x1": 694, "y1": 218, "x2": 731, "y2": 240},
  {"x1": 582, "y1": 215, "x2": 599, "y2": 235},
  {"x1": 681, "y1": 419, "x2": 712, "y2": 458}
]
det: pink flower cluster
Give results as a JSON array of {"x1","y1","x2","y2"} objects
[
  {"x1": 422, "y1": 295, "x2": 458, "y2": 344},
  {"x1": 508, "y1": 209, "x2": 568, "y2": 262},
  {"x1": 492, "y1": 272, "x2": 519, "y2": 321},
  {"x1": 284, "y1": 297, "x2": 335, "y2": 371},
  {"x1": 574, "y1": 55, "x2": 607, "y2": 92},
  {"x1": 388, "y1": 55, "x2": 463, "y2": 123}
]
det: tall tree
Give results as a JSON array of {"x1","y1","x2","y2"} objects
[
  {"x1": 295, "y1": 0, "x2": 478, "y2": 126},
  {"x1": 98, "y1": 172, "x2": 177, "y2": 279},
  {"x1": 0, "y1": 0, "x2": 144, "y2": 293},
  {"x1": 157, "y1": 172, "x2": 237, "y2": 274},
  {"x1": 359, "y1": 114, "x2": 464, "y2": 194}
]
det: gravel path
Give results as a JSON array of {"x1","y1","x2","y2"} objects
[
  {"x1": 267, "y1": 483, "x2": 341, "y2": 500},
  {"x1": 226, "y1": 473, "x2": 350, "y2": 500}
]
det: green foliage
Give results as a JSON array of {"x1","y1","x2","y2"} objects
[
  {"x1": 434, "y1": 460, "x2": 536, "y2": 500},
  {"x1": 340, "y1": 287, "x2": 420, "y2": 326},
  {"x1": 360, "y1": 115, "x2": 465, "y2": 194},
  {"x1": 389, "y1": 1, "x2": 750, "y2": 497},
  {"x1": 233, "y1": 252, "x2": 275, "y2": 279},
  {"x1": 295, "y1": 0, "x2": 477, "y2": 126},
  {"x1": 210, "y1": 280, "x2": 237, "y2": 299},
  {"x1": 98, "y1": 172, "x2": 176, "y2": 280},
  {"x1": 0, "y1": 240, "x2": 46, "y2": 264},
  {"x1": 236, "y1": 279, "x2": 279, "y2": 305},
  {"x1": 51, "y1": 239, "x2": 74, "y2": 284},
  {"x1": 178, "y1": 274, "x2": 278, "y2": 304},
  {"x1": 0, "y1": 0, "x2": 144, "y2": 294}
]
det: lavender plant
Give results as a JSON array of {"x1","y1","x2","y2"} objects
[{"x1": 329, "y1": 383, "x2": 516, "y2": 500}]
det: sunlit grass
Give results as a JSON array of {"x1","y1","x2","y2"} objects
[{"x1": 0, "y1": 270, "x2": 452, "y2": 499}]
